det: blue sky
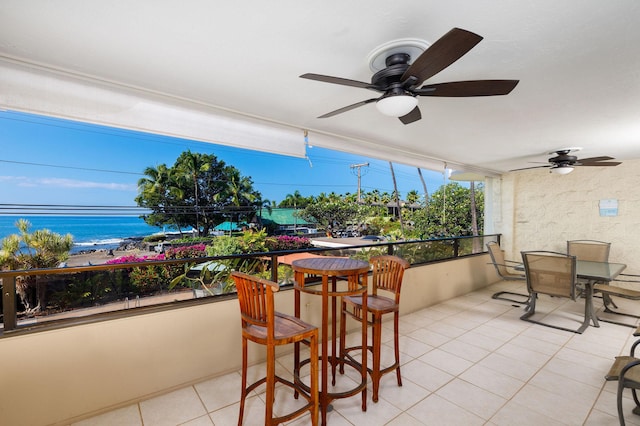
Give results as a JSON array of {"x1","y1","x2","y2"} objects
[{"x1": 0, "y1": 110, "x2": 450, "y2": 208}]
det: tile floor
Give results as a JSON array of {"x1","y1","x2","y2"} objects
[{"x1": 71, "y1": 281, "x2": 640, "y2": 425}]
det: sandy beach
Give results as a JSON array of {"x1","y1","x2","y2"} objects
[{"x1": 65, "y1": 249, "x2": 159, "y2": 267}]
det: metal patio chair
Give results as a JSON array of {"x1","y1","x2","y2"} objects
[
  {"x1": 486, "y1": 241, "x2": 529, "y2": 305},
  {"x1": 520, "y1": 250, "x2": 587, "y2": 333},
  {"x1": 606, "y1": 325, "x2": 640, "y2": 425}
]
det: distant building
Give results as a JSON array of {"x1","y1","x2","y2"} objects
[
  {"x1": 214, "y1": 221, "x2": 248, "y2": 234},
  {"x1": 256, "y1": 208, "x2": 318, "y2": 235}
]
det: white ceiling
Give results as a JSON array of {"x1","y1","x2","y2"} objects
[{"x1": 1, "y1": 1, "x2": 640, "y2": 175}]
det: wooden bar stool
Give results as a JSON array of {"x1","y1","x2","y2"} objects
[
  {"x1": 232, "y1": 272, "x2": 318, "y2": 425},
  {"x1": 339, "y1": 255, "x2": 410, "y2": 402}
]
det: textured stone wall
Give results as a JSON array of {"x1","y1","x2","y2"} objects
[{"x1": 491, "y1": 159, "x2": 640, "y2": 273}]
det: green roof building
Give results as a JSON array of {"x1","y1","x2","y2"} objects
[{"x1": 257, "y1": 208, "x2": 317, "y2": 235}]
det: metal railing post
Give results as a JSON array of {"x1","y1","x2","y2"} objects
[
  {"x1": 270, "y1": 255, "x2": 278, "y2": 283},
  {"x1": 2, "y1": 277, "x2": 17, "y2": 331}
]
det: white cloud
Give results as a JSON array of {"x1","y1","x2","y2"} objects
[{"x1": 0, "y1": 176, "x2": 136, "y2": 191}]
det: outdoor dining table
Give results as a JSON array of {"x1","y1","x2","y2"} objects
[
  {"x1": 292, "y1": 257, "x2": 370, "y2": 426},
  {"x1": 576, "y1": 260, "x2": 626, "y2": 327},
  {"x1": 517, "y1": 259, "x2": 626, "y2": 328}
]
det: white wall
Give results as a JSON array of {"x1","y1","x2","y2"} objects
[{"x1": 491, "y1": 159, "x2": 640, "y2": 272}]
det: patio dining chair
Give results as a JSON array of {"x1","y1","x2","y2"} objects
[
  {"x1": 232, "y1": 272, "x2": 319, "y2": 425},
  {"x1": 567, "y1": 239, "x2": 611, "y2": 262},
  {"x1": 520, "y1": 251, "x2": 586, "y2": 333},
  {"x1": 486, "y1": 241, "x2": 529, "y2": 304},
  {"x1": 568, "y1": 239, "x2": 618, "y2": 307},
  {"x1": 605, "y1": 325, "x2": 640, "y2": 425},
  {"x1": 594, "y1": 273, "x2": 640, "y2": 327}
]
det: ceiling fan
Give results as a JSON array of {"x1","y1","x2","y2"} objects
[
  {"x1": 300, "y1": 27, "x2": 519, "y2": 125},
  {"x1": 513, "y1": 149, "x2": 621, "y2": 174}
]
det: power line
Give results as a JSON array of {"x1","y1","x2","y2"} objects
[{"x1": 0, "y1": 159, "x2": 144, "y2": 176}]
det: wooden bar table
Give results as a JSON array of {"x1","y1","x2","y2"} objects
[{"x1": 292, "y1": 257, "x2": 370, "y2": 426}]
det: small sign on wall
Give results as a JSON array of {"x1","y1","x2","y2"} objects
[{"x1": 599, "y1": 199, "x2": 618, "y2": 217}]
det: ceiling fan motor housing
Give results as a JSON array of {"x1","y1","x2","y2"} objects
[
  {"x1": 549, "y1": 152, "x2": 577, "y2": 166},
  {"x1": 372, "y1": 55, "x2": 411, "y2": 88}
]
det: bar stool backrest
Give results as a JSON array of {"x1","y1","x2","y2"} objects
[
  {"x1": 234, "y1": 271, "x2": 278, "y2": 341},
  {"x1": 370, "y1": 255, "x2": 410, "y2": 302}
]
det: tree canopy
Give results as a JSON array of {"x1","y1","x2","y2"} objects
[
  {"x1": 412, "y1": 182, "x2": 484, "y2": 238},
  {"x1": 136, "y1": 151, "x2": 261, "y2": 236},
  {"x1": 0, "y1": 219, "x2": 74, "y2": 313}
]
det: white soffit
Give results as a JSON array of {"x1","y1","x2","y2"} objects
[
  {"x1": 308, "y1": 131, "x2": 499, "y2": 177},
  {"x1": 0, "y1": 59, "x2": 307, "y2": 159}
]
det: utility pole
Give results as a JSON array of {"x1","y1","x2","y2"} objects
[{"x1": 350, "y1": 162, "x2": 369, "y2": 203}]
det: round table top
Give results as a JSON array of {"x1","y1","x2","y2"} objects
[{"x1": 292, "y1": 257, "x2": 370, "y2": 276}]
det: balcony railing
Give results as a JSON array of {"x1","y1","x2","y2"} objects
[{"x1": 0, "y1": 234, "x2": 500, "y2": 335}]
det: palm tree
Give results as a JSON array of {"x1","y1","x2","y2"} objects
[
  {"x1": 0, "y1": 219, "x2": 73, "y2": 314},
  {"x1": 416, "y1": 168, "x2": 429, "y2": 209},
  {"x1": 226, "y1": 171, "x2": 258, "y2": 228},
  {"x1": 405, "y1": 189, "x2": 421, "y2": 205},
  {"x1": 279, "y1": 190, "x2": 307, "y2": 208},
  {"x1": 256, "y1": 197, "x2": 273, "y2": 229},
  {"x1": 136, "y1": 164, "x2": 184, "y2": 234},
  {"x1": 176, "y1": 151, "x2": 211, "y2": 235},
  {"x1": 389, "y1": 162, "x2": 405, "y2": 235}
]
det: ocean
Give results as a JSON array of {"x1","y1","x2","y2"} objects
[{"x1": 0, "y1": 216, "x2": 165, "y2": 254}]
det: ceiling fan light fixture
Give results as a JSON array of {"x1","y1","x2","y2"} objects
[
  {"x1": 550, "y1": 165, "x2": 574, "y2": 175},
  {"x1": 376, "y1": 94, "x2": 418, "y2": 117}
]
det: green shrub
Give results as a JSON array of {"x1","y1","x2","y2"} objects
[{"x1": 143, "y1": 234, "x2": 167, "y2": 243}]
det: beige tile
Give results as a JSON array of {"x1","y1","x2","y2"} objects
[
  {"x1": 331, "y1": 391, "x2": 401, "y2": 426},
  {"x1": 439, "y1": 337, "x2": 491, "y2": 363},
  {"x1": 490, "y1": 400, "x2": 566, "y2": 426},
  {"x1": 210, "y1": 396, "x2": 264, "y2": 426},
  {"x1": 139, "y1": 387, "x2": 207, "y2": 426},
  {"x1": 401, "y1": 358, "x2": 454, "y2": 392},
  {"x1": 384, "y1": 412, "x2": 430, "y2": 425},
  {"x1": 508, "y1": 333, "x2": 563, "y2": 356},
  {"x1": 478, "y1": 352, "x2": 539, "y2": 382},
  {"x1": 71, "y1": 404, "x2": 142, "y2": 426},
  {"x1": 425, "y1": 321, "x2": 467, "y2": 339},
  {"x1": 376, "y1": 373, "x2": 431, "y2": 411},
  {"x1": 418, "y1": 348, "x2": 474, "y2": 376},
  {"x1": 194, "y1": 372, "x2": 242, "y2": 412},
  {"x1": 436, "y1": 378, "x2": 507, "y2": 420},
  {"x1": 509, "y1": 383, "x2": 592, "y2": 424},
  {"x1": 181, "y1": 415, "x2": 214, "y2": 426},
  {"x1": 528, "y1": 369, "x2": 601, "y2": 406},
  {"x1": 494, "y1": 341, "x2": 552, "y2": 369},
  {"x1": 405, "y1": 327, "x2": 451, "y2": 347},
  {"x1": 405, "y1": 393, "x2": 485, "y2": 426},
  {"x1": 455, "y1": 328, "x2": 507, "y2": 352},
  {"x1": 397, "y1": 334, "x2": 433, "y2": 359},
  {"x1": 459, "y1": 364, "x2": 524, "y2": 399}
]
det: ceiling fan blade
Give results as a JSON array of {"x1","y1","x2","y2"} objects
[
  {"x1": 398, "y1": 106, "x2": 422, "y2": 125},
  {"x1": 576, "y1": 156, "x2": 614, "y2": 163},
  {"x1": 416, "y1": 80, "x2": 520, "y2": 97},
  {"x1": 509, "y1": 165, "x2": 551, "y2": 171},
  {"x1": 401, "y1": 28, "x2": 483, "y2": 84},
  {"x1": 578, "y1": 161, "x2": 621, "y2": 167},
  {"x1": 300, "y1": 73, "x2": 381, "y2": 91},
  {"x1": 318, "y1": 98, "x2": 378, "y2": 118},
  {"x1": 577, "y1": 156, "x2": 620, "y2": 166}
]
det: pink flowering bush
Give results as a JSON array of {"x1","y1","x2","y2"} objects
[
  {"x1": 104, "y1": 245, "x2": 206, "y2": 294},
  {"x1": 105, "y1": 253, "x2": 165, "y2": 265},
  {"x1": 265, "y1": 235, "x2": 312, "y2": 251},
  {"x1": 164, "y1": 244, "x2": 207, "y2": 259}
]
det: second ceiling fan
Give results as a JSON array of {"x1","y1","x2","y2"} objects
[{"x1": 300, "y1": 27, "x2": 519, "y2": 125}]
